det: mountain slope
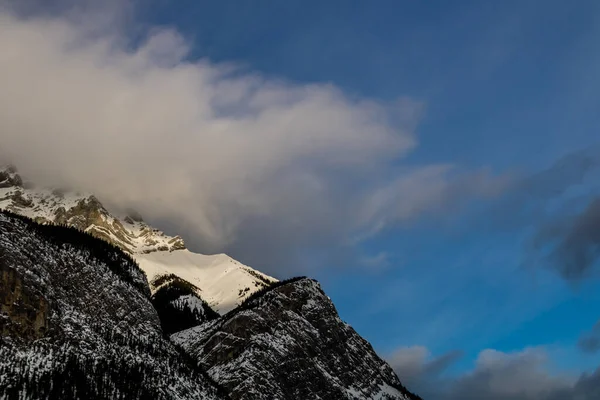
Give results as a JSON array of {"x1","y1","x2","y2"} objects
[
  {"x1": 173, "y1": 278, "x2": 422, "y2": 400},
  {"x1": 0, "y1": 210, "x2": 227, "y2": 399},
  {"x1": 0, "y1": 166, "x2": 276, "y2": 314},
  {"x1": 140, "y1": 250, "x2": 275, "y2": 313}
]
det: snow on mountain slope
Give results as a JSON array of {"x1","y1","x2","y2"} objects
[
  {"x1": 0, "y1": 166, "x2": 277, "y2": 313},
  {"x1": 140, "y1": 250, "x2": 274, "y2": 314}
]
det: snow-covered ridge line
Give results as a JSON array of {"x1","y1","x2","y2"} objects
[{"x1": 0, "y1": 165, "x2": 278, "y2": 314}]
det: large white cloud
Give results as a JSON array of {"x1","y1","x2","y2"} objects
[{"x1": 0, "y1": 5, "x2": 503, "y2": 273}]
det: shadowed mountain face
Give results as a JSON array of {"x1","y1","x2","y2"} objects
[
  {"x1": 151, "y1": 273, "x2": 221, "y2": 335},
  {"x1": 0, "y1": 211, "x2": 227, "y2": 399}
]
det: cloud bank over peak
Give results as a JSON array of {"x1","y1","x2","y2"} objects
[{"x1": 0, "y1": 6, "x2": 502, "y2": 274}]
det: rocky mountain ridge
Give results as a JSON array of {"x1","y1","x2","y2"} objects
[{"x1": 173, "y1": 278, "x2": 419, "y2": 400}]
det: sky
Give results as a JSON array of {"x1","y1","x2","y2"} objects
[{"x1": 1, "y1": 0, "x2": 600, "y2": 398}]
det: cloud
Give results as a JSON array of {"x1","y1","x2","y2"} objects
[
  {"x1": 547, "y1": 368, "x2": 600, "y2": 400},
  {"x1": 466, "y1": 145, "x2": 600, "y2": 236},
  {"x1": 452, "y1": 144, "x2": 600, "y2": 282},
  {"x1": 357, "y1": 251, "x2": 392, "y2": 271},
  {"x1": 389, "y1": 346, "x2": 600, "y2": 400},
  {"x1": 519, "y1": 146, "x2": 600, "y2": 200},
  {"x1": 0, "y1": 6, "x2": 505, "y2": 275},
  {"x1": 446, "y1": 348, "x2": 571, "y2": 400},
  {"x1": 387, "y1": 346, "x2": 463, "y2": 395},
  {"x1": 579, "y1": 320, "x2": 600, "y2": 354},
  {"x1": 388, "y1": 346, "x2": 432, "y2": 383}
]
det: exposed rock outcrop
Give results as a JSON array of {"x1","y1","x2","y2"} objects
[{"x1": 0, "y1": 264, "x2": 49, "y2": 341}]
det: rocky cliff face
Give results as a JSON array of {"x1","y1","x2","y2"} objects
[
  {"x1": 0, "y1": 211, "x2": 227, "y2": 400},
  {"x1": 0, "y1": 263, "x2": 49, "y2": 341},
  {"x1": 173, "y1": 278, "x2": 421, "y2": 400}
]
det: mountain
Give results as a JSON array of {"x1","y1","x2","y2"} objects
[
  {"x1": 0, "y1": 211, "x2": 228, "y2": 399},
  {"x1": 0, "y1": 165, "x2": 421, "y2": 399},
  {"x1": 173, "y1": 278, "x2": 420, "y2": 400},
  {"x1": 0, "y1": 166, "x2": 276, "y2": 314}
]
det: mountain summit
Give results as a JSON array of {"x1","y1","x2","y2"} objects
[{"x1": 0, "y1": 165, "x2": 276, "y2": 314}]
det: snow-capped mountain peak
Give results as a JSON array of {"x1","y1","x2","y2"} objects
[{"x1": 0, "y1": 165, "x2": 277, "y2": 314}]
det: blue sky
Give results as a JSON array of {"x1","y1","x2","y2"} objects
[
  {"x1": 3, "y1": 0, "x2": 600, "y2": 398},
  {"x1": 139, "y1": 0, "x2": 600, "y2": 369},
  {"x1": 143, "y1": 0, "x2": 600, "y2": 392}
]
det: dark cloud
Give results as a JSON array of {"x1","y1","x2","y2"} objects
[
  {"x1": 470, "y1": 145, "x2": 600, "y2": 236},
  {"x1": 579, "y1": 320, "x2": 600, "y2": 354},
  {"x1": 531, "y1": 198, "x2": 600, "y2": 281},
  {"x1": 519, "y1": 146, "x2": 600, "y2": 199},
  {"x1": 461, "y1": 144, "x2": 600, "y2": 283},
  {"x1": 545, "y1": 368, "x2": 600, "y2": 400},
  {"x1": 422, "y1": 350, "x2": 464, "y2": 377},
  {"x1": 387, "y1": 346, "x2": 463, "y2": 397}
]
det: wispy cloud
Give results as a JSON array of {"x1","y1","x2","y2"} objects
[
  {"x1": 357, "y1": 251, "x2": 392, "y2": 271},
  {"x1": 451, "y1": 144, "x2": 600, "y2": 282}
]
